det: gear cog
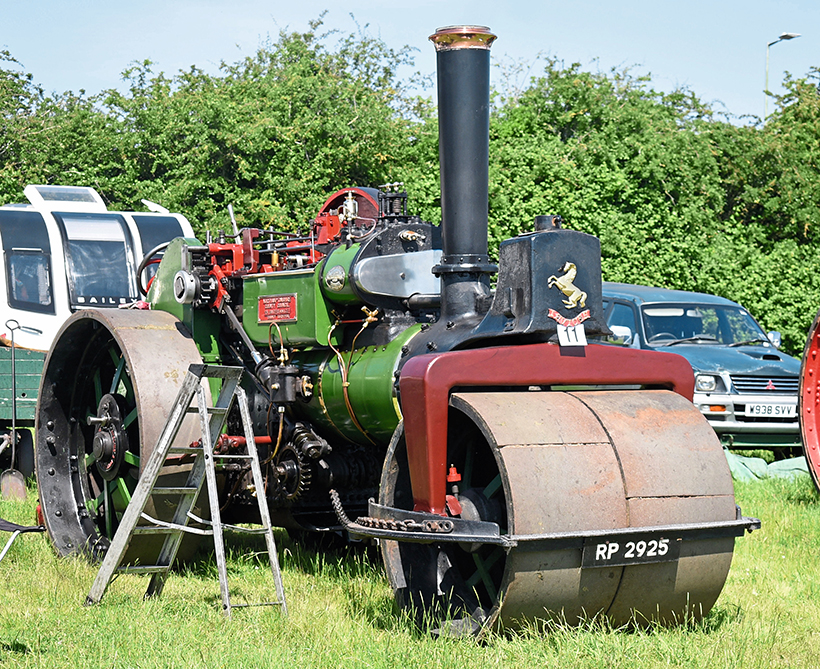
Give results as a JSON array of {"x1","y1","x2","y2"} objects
[{"x1": 273, "y1": 444, "x2": 311, "y2": 501}]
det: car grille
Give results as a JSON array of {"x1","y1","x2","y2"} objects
[{"x1": 730, "y1": 375, "x2": 798, "y2": 394}]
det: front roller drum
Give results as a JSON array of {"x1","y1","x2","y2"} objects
[
  {"x1": 380, "y1": 389, "x2": 737, "y2": 633},
  {"x1": 36, "y1": 309, "x2": 208, "y2": 564}
]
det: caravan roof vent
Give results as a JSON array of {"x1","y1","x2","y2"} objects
[{"x1": 24, "y1": 185, "x2": 107, "y2": 213}]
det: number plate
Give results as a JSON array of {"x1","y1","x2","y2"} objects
[
  {"x1": 745, "y1": 403, "x2": 795, "y2": 418},
  {"x1": 582, "y1": 532, "x2": 681, "y2": 568}
]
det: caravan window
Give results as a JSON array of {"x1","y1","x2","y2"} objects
[
  {"x1": 53, "y1": 213, "x2": 137, "y2": 306},
  {"x1": 1, "y1": 209, "x2": 55, "y2": 314},
  {"x1": 6, "y1": 250, "x2": 53, "y2": 313},
  {"x1": 132, "y1": 214, "x2": 184, "y2": 286},
  {"x1": 132, "y1": 215, "x2": 184, "y2": 255}
]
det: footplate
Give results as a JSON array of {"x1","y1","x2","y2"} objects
[{"x1": 331, "y1": 490, "x2": 760, "y2": 553}]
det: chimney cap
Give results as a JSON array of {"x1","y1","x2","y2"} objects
[{"x1": 430, "y1": 25, "x2": 497, "y2": 51}]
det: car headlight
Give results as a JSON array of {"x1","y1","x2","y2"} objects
[{"x1": 695, "y1": 374, "x2": 717, "y2": 393}]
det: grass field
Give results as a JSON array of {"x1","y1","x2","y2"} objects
[{"x1": 1, "y1": 476, "x2": 818, "y2": 668}]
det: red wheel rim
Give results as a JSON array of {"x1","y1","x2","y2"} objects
[{"x1": 799, "y1": 310, "x2": 820, "y2": 492}]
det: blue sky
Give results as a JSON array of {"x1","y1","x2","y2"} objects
[{"x1": 2, "y1": 0, "x2": 818, "y2": 121}]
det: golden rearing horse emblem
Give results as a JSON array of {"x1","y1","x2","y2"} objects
[{"x1": 547, "y1": 261, "x2": 587, "y2": 309}]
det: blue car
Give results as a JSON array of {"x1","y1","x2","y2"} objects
[{"x1": 601, "y1": 282, "x2": 800, "y2": 451}]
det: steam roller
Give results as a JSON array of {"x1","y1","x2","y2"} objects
[{"x1": 35, "y1": 24, "x2": 757, "y2": 634}]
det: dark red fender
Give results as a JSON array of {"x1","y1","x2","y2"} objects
[{"x1": 399, "y1": 342, "x2": 695, "y2": 515}]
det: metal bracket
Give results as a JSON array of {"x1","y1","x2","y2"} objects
[{"x1": 330, "y1": 490, "x2": 760, "y2": 553}]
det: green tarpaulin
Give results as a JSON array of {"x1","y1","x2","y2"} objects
[{"x1": 724, "y1": 449, "x2": 810, "y2": 482}]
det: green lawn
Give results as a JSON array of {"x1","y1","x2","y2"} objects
[{"x1": 1, "y1": 476, "x2": 818, "y2": 668}]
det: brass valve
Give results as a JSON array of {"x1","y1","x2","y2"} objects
[{"x1": 361, "y1": 306, "x2": 379, "y2": 327}]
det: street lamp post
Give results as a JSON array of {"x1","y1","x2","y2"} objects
[{"x1": 765, "y1": 32, "x2": 800, "y2": 121}]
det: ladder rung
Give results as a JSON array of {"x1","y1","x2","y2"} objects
[
  {"x1": 167, "y1": 446, "x2": 202, "y2": 453},
  {"x1": 185, "y1": 406, "x2": 228, "y2": 415},
  {"x1": 222, "y1": 524, "x2": 269, "y2": 535},
  {"x1": 212, "y1": 453, "x2": 252, "y2": 460},
  {"x1": 132, "y1": 526, "x2": 179, "y2": 536},
  {"x1": 131, "y1": 525, "x2": 213, "y2": 537},
  {"x1": 196, "y1": 366, "x2": 244, "y2": 381},
  {"x1": 116, "y1": 565, "x2": 169, "y2": 575},
  {"x1": 230, "y1": 601, "x2": 285, "y2": 609},
  {"x1": 152, "y1": 486, "x2": 199, "y2": 495}
]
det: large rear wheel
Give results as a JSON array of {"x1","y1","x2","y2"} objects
[{"x1": 36, "y1": 310, "x2": 208, "y2": 563}]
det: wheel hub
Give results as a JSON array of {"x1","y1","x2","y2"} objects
[
  {"x1": 457, "y1": 487, "x2": 502, "y2": 553},
  {"x1": 89, "y1": 394, "x2": 128, "y2": 481},
  {"x1": 92, "y1": 430, "x2": 115, "y2": 461}
]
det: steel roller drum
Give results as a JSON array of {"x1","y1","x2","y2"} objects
[
  {"x1": 461, "y1": 389, "x2": 736, "y2": 628},
  {"x1": 381, "y1": 388, "x2": 737, "y2": 632},
  {"x1": 37, "y1": 309, "x2": 209, "y2": 563}
]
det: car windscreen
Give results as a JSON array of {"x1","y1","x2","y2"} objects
[
  {"x1": 641, "y1": 303, "x2": 768, "y2": 346},
  {"x1": 52, "y1": 213, "x2": 137, "y2": 306}
]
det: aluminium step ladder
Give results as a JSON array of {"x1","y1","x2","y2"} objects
[{"x1": 86, "y1": 363, "x2": 287, "y2": 617}]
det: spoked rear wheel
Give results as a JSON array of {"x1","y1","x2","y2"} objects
[{"x1": 37, "y1": 310, "x2": 207, "y2": 563}]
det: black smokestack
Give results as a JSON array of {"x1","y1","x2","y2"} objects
[{"x1": 430, "y1": 25, "x2": 497, "y2": 320}]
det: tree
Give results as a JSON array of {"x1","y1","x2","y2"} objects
[
  {"x1": 0, "y1": 50, "x2": 43, "y2": 197},
  {"x1": 488, "y1": 61, "x2": 725, "y2": 286},
  {"x1": 487, "y1": 59, "x2": 820, "y2": 353},
  {"x1": 95, "y1": 19, "x2": 419, "y2": 235},
  {"x1": 3, "y1": 25, "x2": 820, "y2": 354}
]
